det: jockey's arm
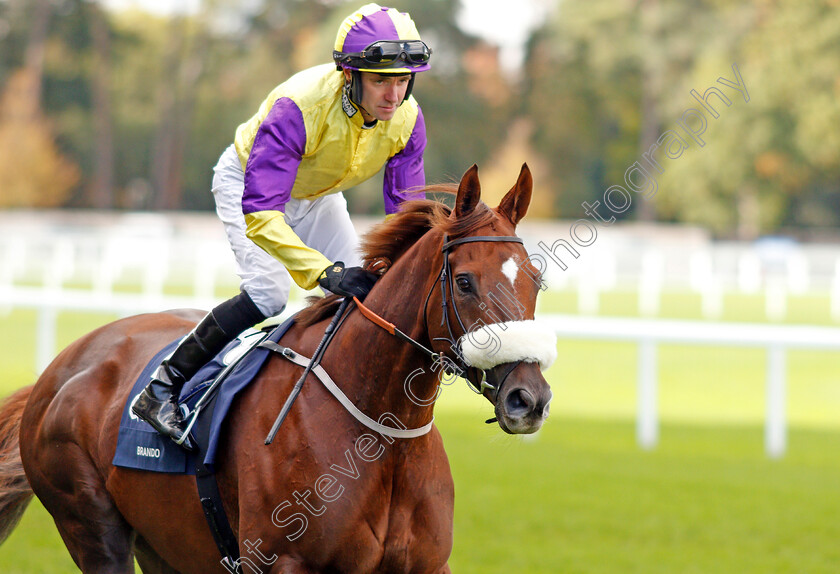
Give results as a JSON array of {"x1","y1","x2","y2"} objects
[
  {"x1": 241, "y1": 100, "x2": 427, "y2": 290},
  {"x1": 240, "y1": 98, "x2": 331, "y2": 290},
  {"x1": 382, "y1": 106, "x2": 427, "y2": 215},
  {"x1": 244, "y1": 211, "x2": 331, "y2": 290}
]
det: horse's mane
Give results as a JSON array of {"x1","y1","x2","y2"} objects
[{"x1": 296, "y1": 185, "x2": 497, "y2": 326}]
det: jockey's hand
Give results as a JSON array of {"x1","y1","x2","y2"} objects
[{"x1": 318, "y1": 262, "x2": 379, "y2": 301}]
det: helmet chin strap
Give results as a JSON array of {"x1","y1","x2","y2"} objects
[
  {"x1": 403, "y1": 72, "x2": 416, "y2": 102},
  {"x1": 347, "y1": 70, "x2": 365, "y2": 109}
]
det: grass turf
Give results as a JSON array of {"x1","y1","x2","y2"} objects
[
  {"x1": 1, "y1": 415, "x2": 839, "y2": 573},
  {"x1": 1, "y1": 290, "x2": 840, "y2": 572}
]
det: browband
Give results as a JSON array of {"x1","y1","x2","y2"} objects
[{"x1": 442, "y1": 236, "x2": 523, "y2": 252}]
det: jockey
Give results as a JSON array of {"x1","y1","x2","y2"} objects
[{"x1": 132, "y1": 3, "x2": 432, "y2": 446}]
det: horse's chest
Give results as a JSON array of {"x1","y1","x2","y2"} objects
[
  {"x1": 238, "y1": 429, "x2": 454, "y2": 572},
  {"x1": 324, "y1": 488, "x2": 453, "y2": 574},
  {"x1": 280, "y1": 468, "x2": 453, "y2": 572},
  {"x1": 352, "y1": 472, "x2": 454, "y2": 572}
]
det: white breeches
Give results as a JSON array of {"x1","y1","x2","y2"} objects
[{"x1": 211, "y1": 144, "x2": 362, "y2": 317}]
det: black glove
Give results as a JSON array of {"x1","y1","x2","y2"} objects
[{"x1": 318, "y1": 261, "x2": 379, "y2": 301}]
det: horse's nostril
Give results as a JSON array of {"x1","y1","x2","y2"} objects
[
  {"x1": 505, "y1": 389, "x2": 534, "y2": 416},
  {"x1": 508, "y1": 392, "x2": 525, "y2": 410}
]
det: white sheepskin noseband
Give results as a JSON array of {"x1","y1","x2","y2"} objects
[{"x1": 458, "y1": 320, "x2": 557, "y2": 371}]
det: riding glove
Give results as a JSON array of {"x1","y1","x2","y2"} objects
[{"x1": 318, "y1": 262, "x2": 379, "y2": 300}]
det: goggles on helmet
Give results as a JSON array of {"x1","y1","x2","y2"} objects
[{"x1": 334, "y1": 40, "x2": 432, "y2": 69}]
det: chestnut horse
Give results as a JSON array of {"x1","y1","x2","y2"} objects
[{"x1": 0, "y1": 165, "x2": 554, "y2": 573}]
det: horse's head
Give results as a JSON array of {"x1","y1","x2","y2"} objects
[{"x1": 427, "y1": 164, "x2": 555, "y2": 434}]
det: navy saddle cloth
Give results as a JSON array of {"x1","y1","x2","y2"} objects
[{"x1": 112, "y1": 316, "x2": 296, "y2": 474}]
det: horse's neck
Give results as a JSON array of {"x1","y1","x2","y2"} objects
[{"x1": 329, "y1": 237, "x2": 442, "y2": 431}]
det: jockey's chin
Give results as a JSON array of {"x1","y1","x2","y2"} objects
[{"x1": 374, "y1": 105, "x2": 398, "y2": 121}]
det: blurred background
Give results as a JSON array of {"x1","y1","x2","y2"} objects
[
  {"x1": 2, "y1": 0, "x2": 839, "y2": 233},
  {"x1": 2, "y1": 0, "x2": 840, "y2": 573}
]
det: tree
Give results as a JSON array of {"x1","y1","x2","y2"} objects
[
  {"x1": 524, "y1": 0, "x2": 644, "y2": 219},
  {"x1": 150, "y1": 14, "x2": 208, "y2": 210},
  {"x1": 0, "y1": 69, "x2": 80, "y2": 207},
  {"x1": 522, "y1": 0, "x2": 840, "y2": 237},
  {"x1": 87, "y1": 0, "x2": 115, "y2": 208},
  {"x1": 656, "y1": 0, "x2": 840, "y2": 237}
]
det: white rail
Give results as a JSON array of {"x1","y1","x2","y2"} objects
[
  {"x1": 542, "y1": 314, "x2": 840, "y2": 458},
  {"x1": 1, "y1": 286, "x2": 220, "y2": 374},
  {"x1": 5, "y1": 287, "x2": 840, "y2": 458}
]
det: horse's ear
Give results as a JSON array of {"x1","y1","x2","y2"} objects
[
  {"x1": 454, "y1": 164, "x2": 482, "y2": 218},
  {"x1": 497, "y1": 163, "x2": 533, "y2": 225}
]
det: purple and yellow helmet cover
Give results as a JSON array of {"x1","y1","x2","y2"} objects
[{"x1": 334, "y1": 3, "x2": 431, "y2": 73}]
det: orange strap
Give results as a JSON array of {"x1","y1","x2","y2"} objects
[
  {"x1": 353, "y1": 296, "x2": 396, "y2": 336},
  {"x1": 353, "y1": 297, "x2": 453, "y2": 375}
]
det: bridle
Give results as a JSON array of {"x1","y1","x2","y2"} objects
[
  {"x1": 265, "y1": 231, "x2": 538, "y2": 447},
  {"x1": 423, "y1": 234, "x2": 526, "y2": 401},
  {"x1": 356, "y1": 232, "x2": 527, "y2": 406}
]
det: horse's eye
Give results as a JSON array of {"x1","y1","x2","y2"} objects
[{"x1": 456, "y1": 276, "x2": 472, "y2": 293}]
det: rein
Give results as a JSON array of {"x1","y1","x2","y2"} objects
[
  {"x1": 260, "y1": 338, "x2": 434, "y2": 439},
  {"x1": 354, "y1": 296, "x2": 443, "y2": 365}
]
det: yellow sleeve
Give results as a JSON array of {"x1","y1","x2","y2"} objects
[{"x1": 245, "y1": 210, "x2": 333, "y2": 290}]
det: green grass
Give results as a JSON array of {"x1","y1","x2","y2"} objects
[
  {"x1": 2, "y1": 415, "x2": 839, "y2": 573},
  {"x1": 2, "y1": 291, "x2": 840, "y2": 572},
  {"x1": 0, "y1": 501, "x2": 81, "y2": 574},
  {"x1": 441, "y1": 416, "x2": 840, "y2": 574}
]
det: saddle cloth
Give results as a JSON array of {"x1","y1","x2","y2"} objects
[{"x1": 112, "y1": 316, "x2": 296, "y2": 474}]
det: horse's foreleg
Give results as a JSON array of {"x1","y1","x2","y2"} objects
[{"x1": 435, "y1": 565, "x2": 452, "y2": 574}]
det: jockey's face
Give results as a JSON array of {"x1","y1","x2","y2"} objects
[{"x1": 346, "y1": 70, "x2": 411, "y2": 123}]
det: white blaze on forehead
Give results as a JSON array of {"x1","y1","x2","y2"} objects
[{"x1": 501, "y1": 257, "x2": 519, "y2": 286}]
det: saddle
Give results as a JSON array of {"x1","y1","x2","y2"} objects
[{"x1": 113, "y1": 316, "x2": 296, "y2": 474}]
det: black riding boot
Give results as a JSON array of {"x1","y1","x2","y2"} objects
[{"x1": 131, "y1": 291, "x2": 267, "y2": 449}]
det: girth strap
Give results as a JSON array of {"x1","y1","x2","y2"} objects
[
  {"x1": 196, "y1": 465, "x2": 241, "y2": 573},
  {"x1": 259, "y1": 340, "x2": 434, "y2": 439},
  {"x1": 192, "y1": 388, "x2": 241, "y2": 572}
]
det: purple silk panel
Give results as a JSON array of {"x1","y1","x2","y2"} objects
[
  {"x1": 383, "y1": 106, "x2": 426, "y2": 214},
  {"x1": 241, "y1": 97, "x2": 307, "y2": 215},
  {"x1": 341, "y1": 8, "x2": 401, "y2": 52}
]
